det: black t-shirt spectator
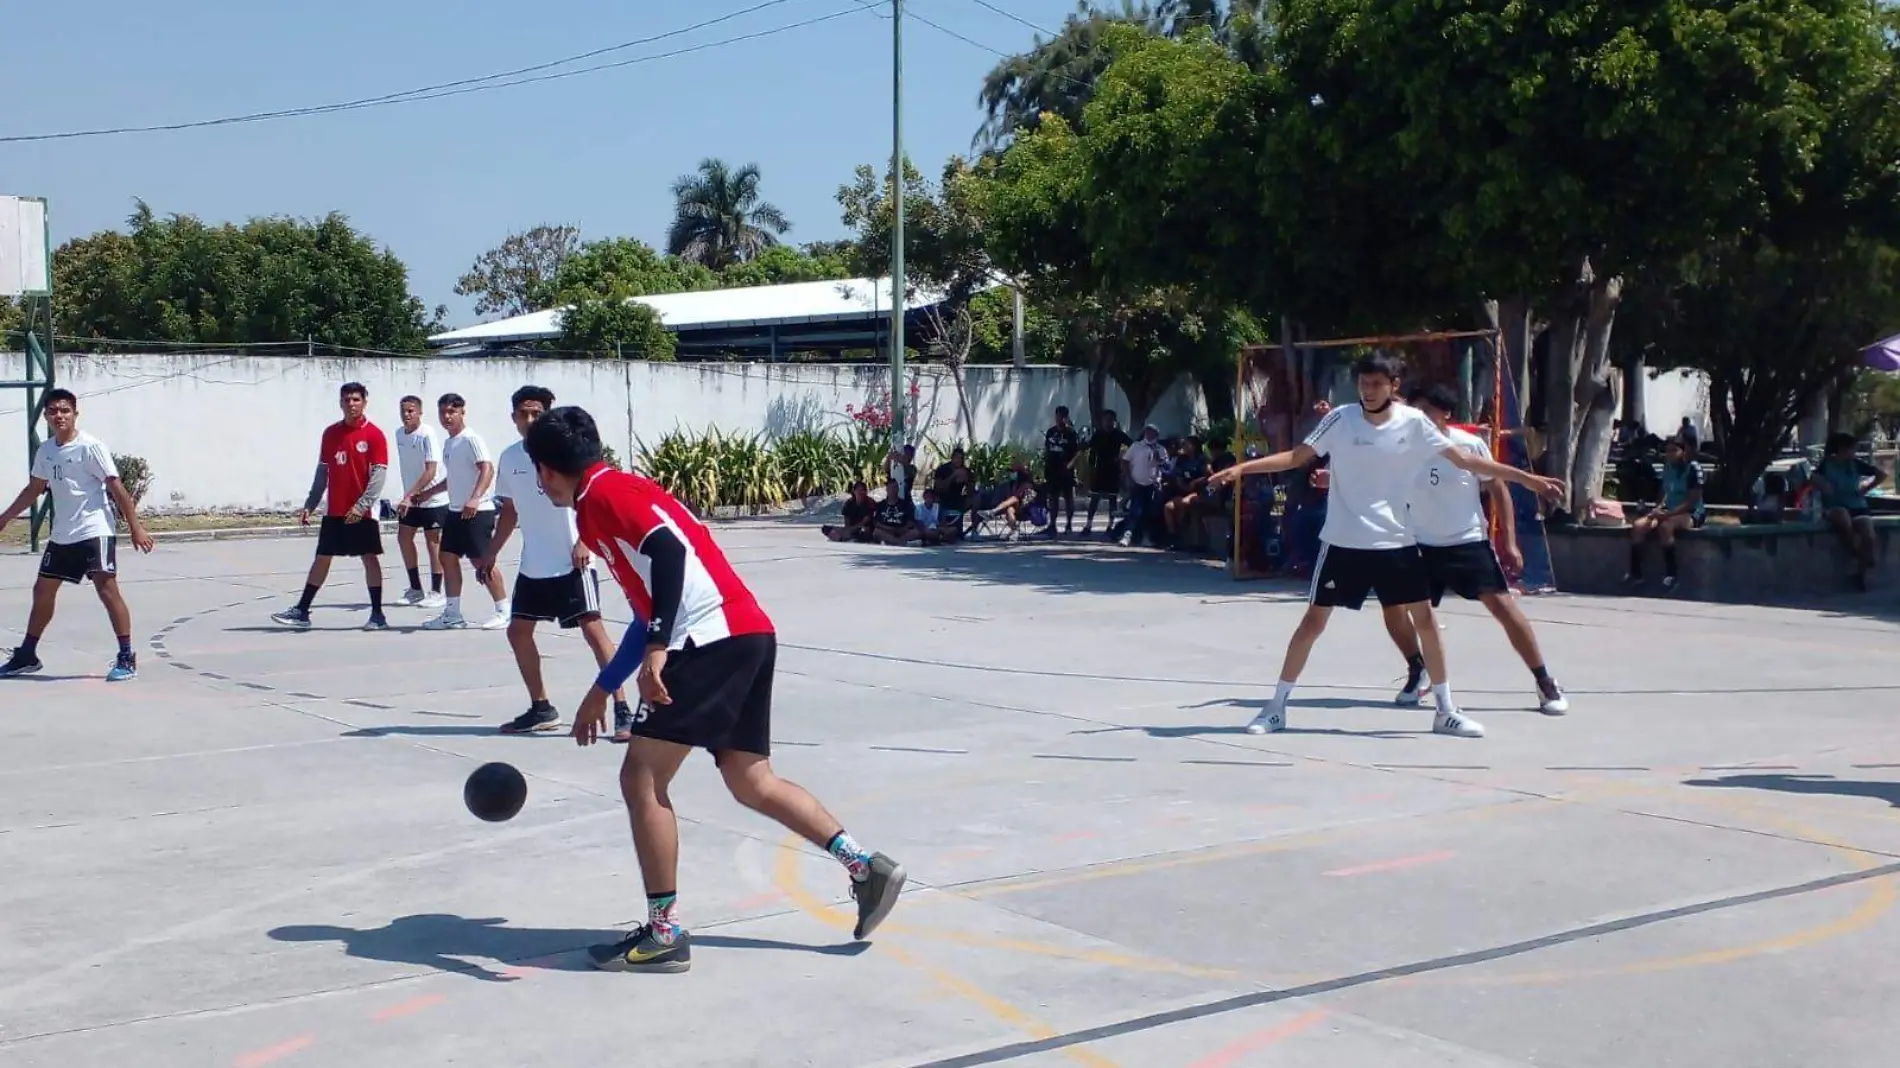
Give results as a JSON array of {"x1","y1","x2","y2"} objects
[
  {"x1": 842, "y1": 498, "x2": 872, "y2": 528},
  {"x1": 1044, "y1": 425, "x2": 1080, "y2": 475},
  {"x1": 1172, "y1": 453, "x2": 1209, "y2": 486},
  {"x1": 1088, "y1": 428, "x2": 1132, "y2": 478},
  {"x1": 875, "y1": 496, "x2": 915, "y2": 528},
  {"x1": 934, "y1": 462, "x2": 971, "y2": 510}
]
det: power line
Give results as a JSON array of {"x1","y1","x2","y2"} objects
[
  {"x1": 0, "y1": 1, "x2": 864, "y2": 144},
  {"x1": 959, "y1": 0, "x2": 1057, "y2": 37}
]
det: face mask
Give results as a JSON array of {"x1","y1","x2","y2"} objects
[{"x1": 1362, "y1": 397, "x2": 1393, "y2": 415}]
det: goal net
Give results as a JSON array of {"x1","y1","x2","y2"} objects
[{"x1": 1229, "y1": 329, "x2": 1556, "y2": 593}]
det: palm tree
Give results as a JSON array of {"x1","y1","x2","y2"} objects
[{"x1": 665, "y1": 159, "x2": 791, "y2": 270}]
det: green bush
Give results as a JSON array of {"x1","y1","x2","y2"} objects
[{"x1": 113, "y1": 454, "x2": 154, "y2": 504}]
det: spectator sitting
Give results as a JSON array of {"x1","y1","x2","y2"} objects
[
  {"x1": 1161, "y1": 435, "x2": 1212, "y2": 547},
  {"x1": 915, "y1": 487, "x2": 949, "y2": 545},
  {"x1": 823, "y1": 481, "x2": 876, "y2": 542},
  {"x1": 978, "y1": 468, "x2": 1039, "y2": 540},
  {"x1": 1625, "y1": 436, "x2": 1704, "y2": 592},
  {"x1": 1809, "y1": 431, "x2": 1886, "y2": 589},
  {"x1": 1744, "y1": 471, "x2": 1790, "y2": 524},
  {"x1": 933, "y1": 446, "x2": 974, "y2": 519},
  {"x1": 871, "y1": 478, "x2": 921, "y2": 545}
]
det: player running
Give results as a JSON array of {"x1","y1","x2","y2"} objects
[
  {"x1": 1209, "y1": 354, "x2": 1564, "y2": 738},
  {"x1": 524, "y1": 405, "x2": 905, "y2": 972},
  {"x1": 392, "y1": 394, "x2": 448, "y2": 608},
  {"x1": 271, "y1": 382, "x2": 390, "y2": 631},
  {"x1": 0, "y1": 389, "x2": 155, "y2": 680},
  {"x1": 1382, "y1": 383, "x2": 1569, "y2": 715},
  {"x1": 475, "y1": 386, "x2": 638, "y2": 738},
  {"x1": 421, "y1": 393, "x2": 510, "y2": 630}
]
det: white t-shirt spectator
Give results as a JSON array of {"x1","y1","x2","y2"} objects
[
  {"x1": 443, "y1": 429, "x2": 496, "y2": 512},
  {"x1": 495, "y1": 440, "x2": 586, "y2": 578},
  {"x1": 32, "y1": 432, "x2": 119, "y2": 544},
  {"x1": 1304, "y1": 404, "x2": 1455, "y2": 550},
  {"x1": 1126, "y1": 439, "x2": 1168, "y2": 487},
  {"x1": 397, "y1": 423, "x2": 450, "y2": 508},
  {"x1": 916, "y1": 500, "x2": 941, "y2": 528},
  {"x1": 1408, "y1": 425, "x2": 1492, "y2": 547}
]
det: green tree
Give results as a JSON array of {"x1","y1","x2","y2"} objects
[
  {"x1": 716, "y1": 243, "x2": 852, "y2": 289},
  {"x1": 666, "y1": 159, "x2": 791, "y2": 269},
  {"x1": 454, "y1": 224, "x2": 580, "y2": 318},
  {"x1": 547, "y1": 237, "x2": 719, "y2": 301},
  {"x1": 52, "y1": 202, "x2": 440, "y2": 351},
  {"x1": 555, "y1": 297, "x2": 675, "y2": 361}
]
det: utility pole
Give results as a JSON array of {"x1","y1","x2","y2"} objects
[{"x1": 889, "y1": 0, "x2": 907, "y2": 443}]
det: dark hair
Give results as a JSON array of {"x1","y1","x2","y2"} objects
[
  {"x1": 40, "y1": 388, "x2": 77, "y2": 411},
  {"x1": 1826, "y1": 431, "x2": 1859, "y2": 455},
  {"x1": 399, "y1": 394, "x2": 423, "y2": 408},
  {"x1": 1412, "y1": 382, "x2": 1461, "y2": 416},
  {"x1": 437, "y1": 392, "x2": 466, "y2": 409},
  {"x1": 339, "y1": 381, "x2": 368, "y2": 400},
  {"x1": 511, "y1": 385, "x2": 556, "y2": 411},
  {"x1": 1352, "y1": 353, "x2": 1405, "y2": 381},
  {"x1": 522, "y1": 405, "x2": 604, "y2": 477},
  {"x1": 1055, "y1": 405, "x2": 1070, "y2": 417}
]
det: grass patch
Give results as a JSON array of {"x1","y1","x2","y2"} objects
[{"x1": 0, "y1": 512, "x2": 302, "y2": 548}]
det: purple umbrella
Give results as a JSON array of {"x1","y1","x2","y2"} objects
[{"x1": 1861, "y1": 333, "x2": 1900, "y2": 372}]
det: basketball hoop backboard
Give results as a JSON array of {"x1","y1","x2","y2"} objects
[{"x1": 0, "y1": 195, "x2": 51, "y2": 297}]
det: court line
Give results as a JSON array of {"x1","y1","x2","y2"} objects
[
  {"x1": 0, "y1": 737, "x2": 350, "y2": 777},
  {"x1": 370, "y1": 993, "x2": 445, "y2": 1021},
  {"x1": 1322, "y1": 851, "x2": 1455, "y2": 878},
  {"x1": 898, "y1": 857, "x2": 1900, "y2": 1068},
  {"x1": 1184, "y1": 1009, "x2": 1329, "y2": 1068},
  {"x1": 233, "y1": 1034, "x2": 313, "y2": 1067}
]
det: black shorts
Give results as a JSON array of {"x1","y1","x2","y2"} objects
[
  {"x1": 1309, "y1": 544, "x2": 1432, "y2": 611},
  {"x1": 1045, "y1": 462, "x2": 1076, "y2": 493},
  {"x1": 511, "y1": 569, "x2": 603, "y2": 628},
  {"x1": 40, "y1": 535, "x2": 116, "y2": 584},
  {"x1": 632, "y1": 633, "x2": 776, "y2": 758},
  {"x1": 1089, "y1": 467, "x2": 1122, "y2": 496},
  {"x1": 1420, "y1": 540, "x2": 1510, "y2": 605},
  {"x1": 441, "y1": 511, "x2": 497, "y2": 558},
  {"x1": 315, "y1": 516, "x2": 384, "y2": 558},
  {"x1": 400, "y1": 504, "x2": 449, "y2": 531}
]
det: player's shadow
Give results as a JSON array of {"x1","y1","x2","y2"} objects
[
  {"x1": 1683, "y1": 773, "x2": 1900, "y2": 809},
  {"x1": 269, "y1": 914, "x2": 866, "y2": 982},
  {"x1": 223, "y1": 623, "x2": 432, "y2": 635},
  {"x1": 1, "y1": 674, "x2": 100, "y2": 683},
  {"x1": 344, "y1": 725, "x2": 521, "y2": 738}
]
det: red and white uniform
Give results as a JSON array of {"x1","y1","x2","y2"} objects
[
  {"x1": 573, "y1": 464, "x2": 774, "y2": 649},
  {"x1": 319, "y1": 418, "x2": 389, "y2": 517}
]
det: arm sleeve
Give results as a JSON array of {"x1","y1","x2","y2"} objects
[
  {"x1": 596, "y1": 618, "x2": 647, "y2": 694},
  {"x1": 353, "y1": 464, "x2": 387, "y2": 514},
  {"x1": 303, "y1": 464, "x2": 329, "y2": 512},
  {"x1": 640, "y1": 526, "x2": 689, "y2": 650}
]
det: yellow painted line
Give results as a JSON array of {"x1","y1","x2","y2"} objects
[{"x1": 771, "y1": 835, "x2": 1122, "y2": 1068}]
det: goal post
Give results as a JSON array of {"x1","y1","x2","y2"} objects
[
  {"x1": 2, "y1": 194, "x2": 55, "y2": 551},
  {"x1": 1228, "y1": 327, "x2": 1555, "y2": 592}
]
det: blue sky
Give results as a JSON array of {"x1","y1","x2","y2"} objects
[{"x1": 1, "y1": 0, "x2": 1081, "y2": 326}]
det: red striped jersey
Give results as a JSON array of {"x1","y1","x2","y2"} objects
[{"x1": 572, "y1": 464, "x2": 774, "y2": 648}]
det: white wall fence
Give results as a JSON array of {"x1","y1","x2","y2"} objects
[{"x1": 0, "y1": 353, "x2": 1207, "y2": 512}]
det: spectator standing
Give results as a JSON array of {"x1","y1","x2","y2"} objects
[
  {"x1": 1082, "y1": 411, "x2": 1132, "y2": 535},
  {"x1": 1115, "y1": 425, "x2": 1170, "y2": 547},
  {"x1": 1042, "y1": 406, "x2": 1082, "y2": 537},
  {"x1": 932, "y1": 447, "x2": 973, "y2": 534}
]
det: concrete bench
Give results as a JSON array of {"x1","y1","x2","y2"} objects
[{"x1": 1545, "y1": 516, "x2": 1900, "y2": 603}]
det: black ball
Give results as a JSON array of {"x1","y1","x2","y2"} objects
[{"x1": 464, "y1": 762, "x2": 527, "y2": 823}]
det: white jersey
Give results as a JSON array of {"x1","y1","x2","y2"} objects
[
  {"x1": 1303, "y1": 403, "x2": 1454, "y2": 550},
  {"x1": 442, "y1": 429, "x2": 496, "y2": 513},
  {"x1": 1409, "y1": 425, "x2": 1492, "y2": 546},
  {"x1": 396, "y1": 423, "x2": 449, "y2": 508},
  {"x1": 495, "y1": 439, "x2": 589, "y2": 579},
  {"x1": 32, "y1": 431, "x2": 120, "y2": 544}
]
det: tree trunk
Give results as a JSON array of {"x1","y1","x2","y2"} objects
[
  {"x1": 1622, "y1": 353, "x2": 1647, "y2": 431},
  {"x1": 1543, "y1": 313, "x2": 1583, "y2": 487},
  {"x1": 1483, "y1": 296, "x2": 1534, "y2": 422},
  {"x1": 1566, "y1": 275, "x2": 1623, "y2": 513}
]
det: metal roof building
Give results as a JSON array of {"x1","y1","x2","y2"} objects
[{"x1": 426, "y1": 277, "x2": 950, "y2": 359}]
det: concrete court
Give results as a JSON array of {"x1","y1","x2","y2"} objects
[{"x1": 3, "y1": 522, "x2": 1900, "y2": 1068}]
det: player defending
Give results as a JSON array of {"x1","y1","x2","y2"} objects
[
  {"x1": 422, "y1": 393, "x2": 509, "y2": 630},
  {"x1": 0, "y1": 389, "x2": 155, "y2": 680},
  {"x1": 1209, "y1": 355, "x2": 1564, "y2": 738},
  {"x1": 271, "y1": 382, "x2": 389, "y2": 631},
  {"x1": 393, "y1": 394, "x2": 448, "y2": 608},
  {"x1": 476, "y1": 385, "x2": 637, "y2": 738},
  {"x1": 524, "y1": 405, "x2": 906, "y2": 972},
  {"x1": 1382, "y1": 384, "x2": 1569, "y2": 716}
]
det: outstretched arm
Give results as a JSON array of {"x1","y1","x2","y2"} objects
[
  {"x1": 1210, "y1": 443, "x2": 1319, "y2": 485},
  {"x1": 1444, "y1": 447, "x2": 1565, "y2": 499}
]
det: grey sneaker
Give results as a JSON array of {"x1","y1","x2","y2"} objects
[
  {"x1": 271, "y1": 606, "x2": 312, "y2": 628},
  {"x1": 587, "y1": 925, "x2": 691, "y2": 973},
  {"x1": 850, "y1": 853, "x2": 907, "y2": 940}
]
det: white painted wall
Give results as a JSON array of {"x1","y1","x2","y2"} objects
[
  {"x1": 0, "y1": 353, "x2": 1207, "y2": 511},
  {"x1": 1638, "y1": 368, "x2": 1710, "y2": 438}
]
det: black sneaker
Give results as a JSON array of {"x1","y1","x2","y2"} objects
[
  {"x1": 271, "y1": 606, "x2": 312, "y2": 628},
  {"x1": 612, "y1": 702, "x2": 635, "y2": 743},
  {"x1": 362, "y1": 612, "x2": 389, "y2": 632},
  {"x1": 1, "y1": 647, "x2": 43, "y2": 677},
  {"x1": 850, "y1": 852, "x2": 908, "y2": 940},
  {"x1": 500, "y1": 702, "x2": 561, "y2": 734},
  {"x1": 588, "y1": 925, "x2": 691, "y2": 973}
]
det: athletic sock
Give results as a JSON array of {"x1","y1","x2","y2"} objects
[
  {"x1": 430, "y1": 572, "x2": 443, "y2": 593},
  {"x1": 494, "y1": 599, "x2": 509, "y2": 616},
  {"x1": 646, "y1": 891, "x2": 681, "y2": 944},
  {"x1": 1662, "y1": 546, "x2": 1679, "y2": 577},
  {"x1": 368, "y1": 585, "x2": 384, "y2": 612},
  {"x1": 1531, "y1": 664, "x2": 1551, "y2": 684},
  {"x1": 1273, "y1": 679, "x2": 1296, "y2": 706},
  {"x1": 406, "y1": 567, "x2": 422, "y2": 591},
  {"x1": 117, "y1": 635, "x2": 133, "y2": 659},
  {"x1": 1405, "y1": 652, "x2": 1427, "y2": 687},
  {"x1": 826, "y1": 830, "x2": 874, "y2": 882},
  {"x1": 446, "y1": 596, "x2": 462, "y2": 616},
  {"x1": 1431, "y1": 682, "x2": 1457, "y2": 715},
  {"x1": 296, "y1": 584, "x2": 319, "y2": 612},
  {"x1": 19, "y1": 635, "x2": 39, "y2": 657}
]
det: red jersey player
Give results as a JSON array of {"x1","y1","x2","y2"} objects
[
  {"x1": 271, "y1": 381, "x2": 391, "y2": 630},
  {"x1": 523, "y1": 404, "x2": 906, "y2": 972}
]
